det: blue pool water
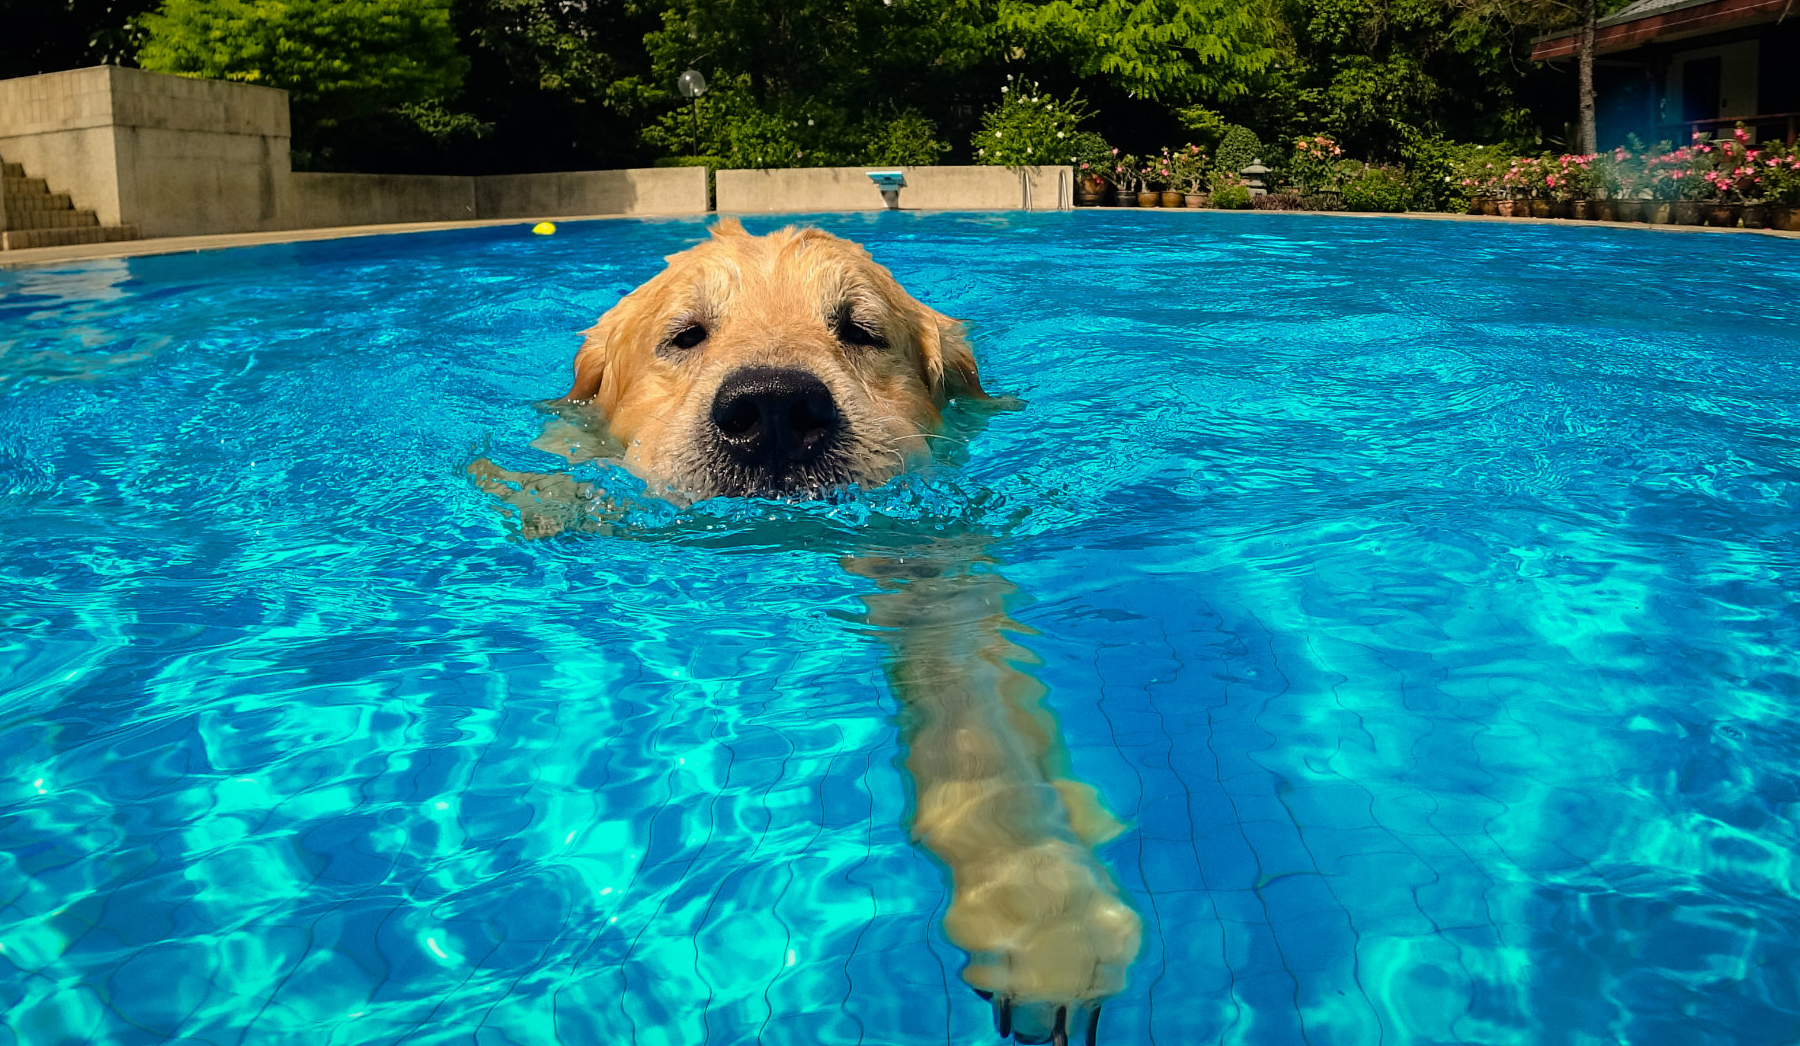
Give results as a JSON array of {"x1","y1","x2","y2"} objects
[{"x1": 3, "y1": 211, "x2": 1800, "y2": 1045}]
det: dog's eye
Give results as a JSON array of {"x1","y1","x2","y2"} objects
[
  {"x1": 668, "y1": 323, "x2": 708, "y2": 350},
  {"x1": 834, "y1": 315, "x2": 886, "y2": 349}
]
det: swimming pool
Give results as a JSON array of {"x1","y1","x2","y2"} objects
[{"x1": 3, "y1": 211, "x2": 1799, "y2": 1045}]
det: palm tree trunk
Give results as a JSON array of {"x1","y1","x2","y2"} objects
[{"x1": 1578, "y1": 0, "x2": 1598, "y2": 153}]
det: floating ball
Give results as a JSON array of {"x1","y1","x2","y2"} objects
[{"x1": 532, "y1": 222, "x2": 556, "y2": 236}]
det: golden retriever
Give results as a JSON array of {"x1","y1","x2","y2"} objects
[
  {"x1": 557, "y1": 219, "x2": 984, "y2": 501},
  {"x1": 482, "y1": 220, "x2": 1141, "y2": 1045}
]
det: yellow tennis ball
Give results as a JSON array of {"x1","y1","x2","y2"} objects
[{"x1": 532, "y1": 221, "x2": 556, "y2": 235}]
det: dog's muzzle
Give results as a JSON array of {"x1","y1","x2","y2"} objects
[{"x1": 707, "y1": 366, "x2": 847, "y2": 494}]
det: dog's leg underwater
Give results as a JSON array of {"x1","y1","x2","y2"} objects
[{"x1": 853, "y1": 543, "x2": 1142, "y2": 1044}]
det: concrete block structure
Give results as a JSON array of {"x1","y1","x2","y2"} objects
[
  {"x1": 716, "y1": 165, "x2": 1073, "y2": 213},
  {"x1": 0, "y1": 66, "x2": 708, "y2": 247},
  {"x1": 0, "y1": 65, "x2": 289, "y2": 239}
]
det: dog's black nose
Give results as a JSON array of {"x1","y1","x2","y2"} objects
[{"x1": 709, "y1": 367, "x2": 843, "y2": 478}]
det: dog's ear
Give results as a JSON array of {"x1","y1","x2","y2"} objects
[
  {"x1": 562, "y1": 316, "x2": 610, "y2": 403},
  {"x1": 710, "y1": 217, "x2": 748, "y2": 239},
  {"x1": 915, "y1": 305, "x2": 986, "y2": 403}
]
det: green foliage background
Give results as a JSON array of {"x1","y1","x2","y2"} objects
[{"x1": 0, "y1": 0, "x2": 1590, "y2": 173}]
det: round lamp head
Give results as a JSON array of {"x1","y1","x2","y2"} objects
[{"x1": 678, "y1": 70, "x2": 707, "y2": 99}]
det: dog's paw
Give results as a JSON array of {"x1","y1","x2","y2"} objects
[{"x1": 946, "y1": 839, "x2": 1141, "y2": 1043}]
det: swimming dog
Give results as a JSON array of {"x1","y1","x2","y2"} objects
[{"x1": 478, "y1": 220, "x2": 1141, "y2": 1045}]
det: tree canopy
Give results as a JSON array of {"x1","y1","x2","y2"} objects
[{"x1": 94, "y1": 0, "x2": 1583, "y2": 172}]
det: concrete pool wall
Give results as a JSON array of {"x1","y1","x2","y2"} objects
[{"x1": 0, "y1": 66, "x2": 710, "y2": 239}]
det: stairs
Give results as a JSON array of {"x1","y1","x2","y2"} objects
[{"x1": 2, "y1": 160, "x2": 138, "y2": 250}]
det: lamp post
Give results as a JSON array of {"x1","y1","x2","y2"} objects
[{"x1": 678, "y1": 70, "x2": 707, "y2": 158}]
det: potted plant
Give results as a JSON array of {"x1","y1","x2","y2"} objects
[
  {"x1": 1137, "y1": 157, "x2": 1164, "y2": 207},
  {"x1": 1169, "y1": 144, "x2": 1209, "y2": 207},
  {"x1": 1069, "y1": 132, "x2": 1114, "y2": 206},
  {"x1": 1152, "y1": 149, "x2": 1184, "y2": 207},
  {"x1": 1760, "y1": 141, "x2": 1800, "y2": 230},
  {"x1": 1110, "y1": 152, "x2": 1142, "y2": 206},
  {"x1": 1647, "y1": 136, "x2": 1712, "y2": 224}
]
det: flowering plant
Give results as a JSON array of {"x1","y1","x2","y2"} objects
[
  {"x1": 1454, "y1": 149, "x2": 1515, "y2": 199},
  {"x1": 1111, "y1": 152, "x2": 1144, "y2": 192},
  {"x1": 1167, "y1": 143, "x2": 1209, "y2": 193},
  {"x1": 1593, "y1": 144, "x2": 1650, "y2": 200},
  {"x1": 971, "y1": 77, "x2": 1091, "y2": 168},
  {"x1": 1500, "y1": 155, "x2": 1548, "y2": 200},
  {"x1": 1286, "y1": 133, "x2": 1344, "y2": 194},
  {"x1": 1645, "y1": 134, "x2": 1719, "y2": 201},
  {"x1": 1068, "y1": 131, "x2": 1115, "y2": 188},
  {"x1": 1141, "y1": 150, "x2": 1175, "y2": 191},
  {"x1": 1757, "y1": 140, "x2": 1800, "y2": 205},
  {"x1": 1544, "y1": 153, "x2": 1598, "y2": 201}
]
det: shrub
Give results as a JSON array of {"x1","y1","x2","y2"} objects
[
  {"x1": 862, "y1": 110, "x2": 949, "y2": 166},
  {"x1": 1341, "y1": 163, "x2": 1412, "y2": 211},
  {"x1": 973, "y1": 78, "x2": 1092, "y2": 166},
  {"x1": 1214, "y1": 125, "x2": 1262, "y2": 177},
  {"x1": 1285, "y1": 134, "x2": 1344, "y2": 195},
  {"x1": 1405, "y1": 136, "x2": 1507, "y2": 212},
  {"x1": 1252, "y1": 193, "x2": 1302, "y2": 210},
  {"x1": 1209, "y1": 169, "x2": 1250, "y2": 208}
]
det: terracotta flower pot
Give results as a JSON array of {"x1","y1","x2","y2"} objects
[
  {"x1": 1613, "y1": 200, "x2": 1647, "y2": 223},
  {"x1": 1569, "y1": 200, "x2": 1592, "y2": 220},
  {"x1": 1742, "y1": 204, "x2": 1771, "y2": 229},
  {"x1": 1136, "y1": 191, "x2": 1161, "y2": 207},
  {"x1": 1550, "y1": 200, "x2": 1572, "y2": 219},
  {"x1": 1669, "y1": 201, "x2": 1702, "y2": 225},
  {"x1": 1160, "y1": 190, "x2": 1184, "y2": 207},
  {"x1": 1074, "y1": 193, "x2": 1104, "y2": 207},
  {"x1": 1479, "y1": 198, "x2": 1498, "y2": 216},
  {"x1": 1112, "y1": 191, "x2": 1138, "y2": 207},
  {"x1": 1703, "y1": 203, "x2": 1742, "y2": 227},
  {"x1": 1184, "y1": 193, "x2": 1208, "y2": 208},
  {"x1": 1594, "y1": 199, "x2": 1617, "y2": 222},
  {"x1": 1647, "y1": 201, "x2": 1673, "y2": 224},
  {"x1": 1529, "y1": 200, "x2": 1553, "y2": 219},
  {"x1": 1773, "y1": 207, "x2": 1800, "y2": 232},
  {"x1": 1494, "y1": 200, "x2": 1517, "y2": 217}
]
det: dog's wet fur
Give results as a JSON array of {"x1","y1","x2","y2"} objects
[
  {"x1": 557, "y1": 220, "x2": 985, "y2": 501},
  {"x1": 501, "y1": 221, "x2": 1140, "y2": 1043}
]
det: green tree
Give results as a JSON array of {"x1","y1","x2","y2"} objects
[
  {"x1": 1259, "y1": 0, "x2": 1533, "y2": 157},
  {"x1": 0, "y1": 0, "x2": 158, "y2": 78},
  {"x1": 137, "y1": 0, "x2": 469, "y2": 164},
  {"x1": 635, "y1": 0, "x2": 999, "y2": 161},
  {"x1": 997, "y1": 0, "x2": 1279, "y2": 103},
  {"x1": 1457, "y1": 0, "x2": 1631, "y2": 153},
  {"x1": 450, "y1": 0, "x2": 661, "y2": 172}
]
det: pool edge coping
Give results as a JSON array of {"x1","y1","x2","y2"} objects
[{"x1": 2, "y1": 204, "x2": 1795, "y2": 268}]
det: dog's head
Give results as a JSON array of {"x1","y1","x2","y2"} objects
[{"x1": 559, "y1": 221, "x2": 985, "y2": 500}]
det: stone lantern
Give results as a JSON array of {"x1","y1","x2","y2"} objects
[{"x1": 1241, "y1": 158, "x2": 1270, "y2": 197}]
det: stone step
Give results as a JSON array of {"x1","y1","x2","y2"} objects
[
  {"x1": 1, "y1": 224, "x2": 139, "y2": 250},
  {"x1": 4, "y1": 208, "x2": 99, "y2": 230},
  {"x1": 3, "y1": 176, "x2": 50, "y2": 197},
  {"x1": 1, "y1": 162, "x2": 24, "y2": 179},
  {"x1": 6, "y1": 192, "x2": 74, "y2": 212}
]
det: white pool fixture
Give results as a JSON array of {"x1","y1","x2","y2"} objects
[{"x1": 867, "y1": 170, "x2": 907, "y2": 210}]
